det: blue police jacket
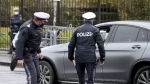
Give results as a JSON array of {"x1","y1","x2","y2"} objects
[
  {"x1": 10, "y1": 14, "x2": 22, "y2": 32},
  {"x1": 16, "y1": 19, "x2": 42, "y2": 60},
  {"x1": 68, "y1": 20, "x2": 105, "y2": 63}
]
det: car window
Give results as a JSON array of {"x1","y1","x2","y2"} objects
[
  {"x1": 99, "y1": 25, "x2": 113, "y2": 41},
  {"x1": 113, "y1": 26, "x2": 139, "y2": 42},
  {"x1": 147, "y1": 31, "x2": 150, "y2": 41},
  {"x1": 136, "y1": 29, "x2": 148, "y2": 42},
  {"x1": 100, "y1": 30, "x2": 106, "y2": 40}
]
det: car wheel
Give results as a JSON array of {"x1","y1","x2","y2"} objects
[
  {"x1": 133, "y1": 66, "x2": 150, "y2": 84},
  {"x1": 39, "y1": 61, "x2": 55, "y2": 84}
]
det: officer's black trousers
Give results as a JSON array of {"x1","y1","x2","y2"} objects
[
  {"x1": 76, "y1": 62, "x2": 96, "y2": 84},
  {"x1": 23, "y1": 53, "x2": 40, "y2": 84}
]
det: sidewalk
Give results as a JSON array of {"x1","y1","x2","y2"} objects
[{"x1": 0, "y1": 50, "x2": 12, "y2": 66}]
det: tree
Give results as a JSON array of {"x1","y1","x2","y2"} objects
[
  {"x1": 103, "y1": 0, "x2": 150, "y2": 20},
  {"x1": 84, "y1": 0, "x2": 150, "y2": 20},
  {"x1": 117, "y1": 0, "x2": 150, "y2": 20}
]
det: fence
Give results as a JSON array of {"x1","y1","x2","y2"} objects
[
  {"x1": 41, "y1": 25, "x2": 74, "y2": 47},
  {"x1": 0, "y1": 0, "x2": 150, "y2": 50}
]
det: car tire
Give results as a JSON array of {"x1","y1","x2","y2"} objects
[
  {"x1": 39, "y1": 61, "x2": 55, "y2": 84},
  {"x1": 133, "y1": 66, "x2": 150, "y2": 84}
]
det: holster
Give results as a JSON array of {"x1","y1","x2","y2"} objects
[{"x1": 24, "y1": 48, "x2": 32, "y2": 57}]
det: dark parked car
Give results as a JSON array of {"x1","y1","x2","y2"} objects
[{"x1": 39, "y1": 21, "x2": 150, "y2": 84}]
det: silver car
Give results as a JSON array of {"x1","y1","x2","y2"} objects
[{"x1": 39, "y1": 21, "x2": 150, "y2": 84}]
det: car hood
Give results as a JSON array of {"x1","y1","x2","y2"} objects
[{"x1": 41, "y1": 43, "x2": 68, "y2": 51}]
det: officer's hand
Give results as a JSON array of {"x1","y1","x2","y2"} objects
[
  {"x1": 17, "y1": 60, "x2": 23, "y2": 67},
  {"x1": 12, "y1": 51, "x2": 16, "y2": 55},
  {"x1": 100, "y1": 60, "x2": 104, "y2": 65},
  {"x1": 38, "y1": 53, "x2": 44, "y2": 59}
]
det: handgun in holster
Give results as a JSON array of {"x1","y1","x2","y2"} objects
[{"x1": 24, "y1": 48, "x2": 33, "y2": 57}]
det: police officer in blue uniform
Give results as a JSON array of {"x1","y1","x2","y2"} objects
[
  {"x1": 68, "y1": 12, "x2": 105, "y2": 84},
  {"x1": 8, "y1": 7, "x2": 22, "y2": 54},
  {"x1": 15, "y1": 12, "x2": 50, "y2": 84}
]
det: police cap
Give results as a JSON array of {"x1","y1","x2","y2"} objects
[
  {"x1": 34, "y1": 12, "x2": 50, "y2": 21},
  {"x1": 82, "y1": 12, "x2": 96, "y2": 19}
]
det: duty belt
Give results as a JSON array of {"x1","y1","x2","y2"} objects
[{"x1": 25, "y1": 47, "x2": 36, "y2": 52}]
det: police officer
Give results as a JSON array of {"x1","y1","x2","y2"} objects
[
  {"x1": 8, "y1": 7, "x2": 22, "y2": 54},
  {"x1": 15, "y1": 12, "x2": 50, "y2": 84},
  {"x1": 68, "y1": 12, "x2": 105, "y2": 84}
]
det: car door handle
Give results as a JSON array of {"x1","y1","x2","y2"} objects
[{"x1": 132, "y1": 45, "x2": 141, "y2": 49}]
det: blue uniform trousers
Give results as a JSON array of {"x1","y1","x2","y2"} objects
[
  {"x1": 76, "y1": 62, "x2": 96, "y2": 84},
  {"x1": 23, "y1": 53, "x2": 40, "y2": 84}
]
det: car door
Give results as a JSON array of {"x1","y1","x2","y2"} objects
[
  {"x1": 103, "y1": 25, "x2": 148, "y2": 82},
  {"x1": 95, "y1": 25, "x2": 116, "y2": 82},
  {"x1": 64, "y1": 47, "x2": 78, "y2": 81}
]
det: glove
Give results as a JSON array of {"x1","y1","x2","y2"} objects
[{"x1": 10, "y1": 54, "x2": 17, "y2": 71}]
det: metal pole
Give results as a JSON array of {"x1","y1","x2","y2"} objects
[
  {"x1": 53, "y1": 1, "x2": 57, "y2": 45},
  {"x1": 50, "y1": 30, "x2": 53, "y2": 46},
  {"x1": 53, "y1": 1, "x2": 57, "y2": 27},
  {"x1": 98, "y1": 0, "x2": 101, "y2": 23},
  {"x1": 57, "y1": 1, "x2": 60, "y2": 26},
  {"x1": 53, "y1": 0, "x2": 60, "y2": 45}
]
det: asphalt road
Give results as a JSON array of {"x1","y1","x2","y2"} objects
[
  {"x1": 0, "y1": 65, "x2": 105, "y2": 84},
  {"x1": 0, "y1": 51, "x2": 107, "y2": 84},
  {"x1": 0, "y1": 65, "x2": 26, "y2": 84}
]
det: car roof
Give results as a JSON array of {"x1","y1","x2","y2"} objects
[{"x1": 95, "y1": 20, "x2": 150, "y2": 30}]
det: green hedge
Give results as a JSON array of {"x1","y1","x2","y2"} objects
[
  {"x1": 0, "y1": 27, "x2": 10, "y2": 48},
  {"x1": 57, "y1": 30, "x2": 73, "y2": 44}
]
